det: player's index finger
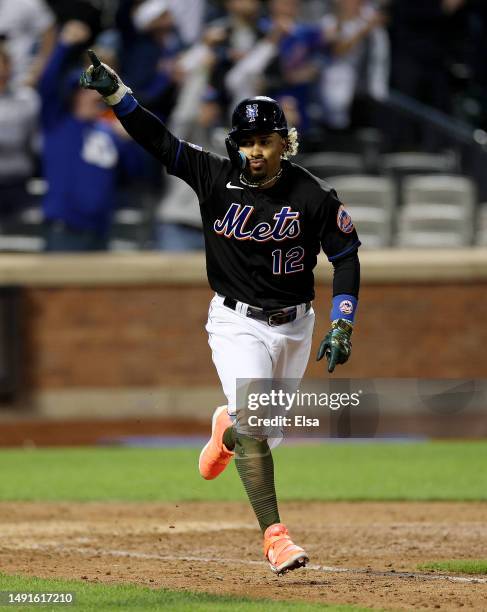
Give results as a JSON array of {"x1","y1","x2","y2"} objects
[{"x1": 87, "y1": 49, "x2": 102, "y2": 68}]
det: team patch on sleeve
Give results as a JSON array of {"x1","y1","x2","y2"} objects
[
  {"x1": 337, "y1": 204, "x2": 354, "y2": 234},
  {"x1": 339, "y1": 299, "x2": 354, "y2": 315}
]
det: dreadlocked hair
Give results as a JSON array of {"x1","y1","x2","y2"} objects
[{"x1": 282, "y1": 127, "x2": 299, "y2": 159}]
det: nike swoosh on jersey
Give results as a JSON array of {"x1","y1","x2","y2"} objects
[{"x1": 226, "y1": 181, "x2": 244, "y2": 190}]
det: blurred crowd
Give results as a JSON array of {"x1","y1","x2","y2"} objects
[{"x1": 0, "y1": 0, "x2": 486, "y2": 251}]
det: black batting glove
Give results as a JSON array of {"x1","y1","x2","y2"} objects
[
  {"x1": 316, "y1": 318, "x2": 353, "y2": 374},
  {"x1": 79, "y1": 50, "x2": 131, "y2": 104}
]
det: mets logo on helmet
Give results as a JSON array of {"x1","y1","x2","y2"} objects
[
  {"x1": 246, "y1": 104, "x2": 259, "y2": 122},
  {"x1": 337, "y1": 204, "x2": 354, "y2": 234}
]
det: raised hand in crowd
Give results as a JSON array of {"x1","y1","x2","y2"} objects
[
  {"x1": 59, "y1": 20, "x2": 92, "y2": 47},
  {"x1": 267, "y1": 16, "x2": 295, "y2": 44},
  {"x1": 331, "y1": 7, "x2": 388, "y2": 57}
]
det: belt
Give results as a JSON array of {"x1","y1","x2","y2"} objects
[{"x1": 222, "y1": 296, "x2": 311, "y2": 327}]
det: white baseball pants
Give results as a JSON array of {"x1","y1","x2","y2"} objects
[{"x1": 206, "y1": 294, "x2": 315, "y2": 415}]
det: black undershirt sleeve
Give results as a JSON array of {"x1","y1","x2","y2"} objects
[
  {"x1": 332, "y1": 252, "x2": 360, "y2": 298},
  {"x1": 118, "y1": 103, "x2": 228, "y2": 201},
  {"x1": 118, "y1": 104, "x2": 179, "y2": 165}
]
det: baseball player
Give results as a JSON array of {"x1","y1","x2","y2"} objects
[{"x1": 80, "y1": 51, "x2": 360, "y2": 575}]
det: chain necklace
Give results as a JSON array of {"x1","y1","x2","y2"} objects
[{"x1": 239, "y1": 167, "x2": 283, "y2": 189}]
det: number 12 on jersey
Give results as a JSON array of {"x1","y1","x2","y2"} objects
[{"x1": 272, "y1": 247, "x2": 305, "y2": 275}]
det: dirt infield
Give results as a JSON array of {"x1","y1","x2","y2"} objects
[{"x1": 0, "y1": 501, "x2": 486, "y2": 610}]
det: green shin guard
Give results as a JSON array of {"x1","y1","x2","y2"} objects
[{"x1": 234, "y1": 434, "x2": 280, "y2": 533}]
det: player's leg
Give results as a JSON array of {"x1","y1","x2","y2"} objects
[
  {"x1": 228, "y1": 425, "x2": 308, "y2": 575},
  {"x1": 200, "y1": 294, "x2": 273, "y2": 480},
  {"x1": 227, "y1": 431, "x2": 281, "y2": 535},
  {"x1": 202, "y1": 295, "x2": 282, "y2": 537},
  {"x1": 258, "y1": 308, "x2": 315, "y2": 573}
]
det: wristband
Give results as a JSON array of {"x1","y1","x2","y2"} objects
[
  {"x1": 104, "y1": 81, "x2": 132, "y2": 106},
  {"x1": 112, "y1": 92, "x2": 138, "y2": 117},
  {"x1": 330, "y1": 294, "x2": 357, "y2": 323}
]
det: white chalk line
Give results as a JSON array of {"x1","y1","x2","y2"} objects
[{"x1": 11, "y1": 543, "x2": 487, "y2": 585}]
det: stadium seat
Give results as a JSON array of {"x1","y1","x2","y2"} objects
[
  {"x1": 328, "y1": 175, "x2": 396, "y2": 248},
  {"x1": 109, "y1": 207, "x2": 147, "y2": 251},
  {"x1": 397, "y1": 175, "x2": 476, "y2": 247},
  {"x1": 379, "y1": 151, "x2": 459, "y2": 206},
  {"x1": 0, "y1": 207, "x2": 45, "y2": 252},
  {"x1": 380, "y1": 151, "x2": 458, "y2": 175},
  {"x1": 0, "y1": 178, "x2": 46, "y2": 252},
  {"x1": 297, "y1": 152, "x2": 365, "y2": 179}
]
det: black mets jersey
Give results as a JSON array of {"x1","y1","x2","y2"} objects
[{"x1": 120, "y1": 105, "x2": 361, "y2": 310}]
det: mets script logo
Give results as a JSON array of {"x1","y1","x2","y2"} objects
[
  {"x1": 337, "y1": 204, "x2": 354, "y2": 234},
  {"x1": 246, "y1": 104, "x2": 259, "y2": 122},
  {"x1": 214, "y1": 204, "x2": 300, "y2": 242}
]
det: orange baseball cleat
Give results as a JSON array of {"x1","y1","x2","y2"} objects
[
  {"x1": 199, "y1": 405, "x2": 235, "y2": 480},
  {"x1": 263, "y1": 523, "x2": 309, "y2": 575}
]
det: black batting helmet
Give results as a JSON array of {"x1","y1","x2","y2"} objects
[{"x1": 228, "y1": 96, "x2": 288, "y2": 141}]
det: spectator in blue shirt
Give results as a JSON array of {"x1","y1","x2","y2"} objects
[
  {"x1": 226, "y1": 0, "x2": 326, "y2": 132},
  {"x1": 268, "y1": 1, "x2": 326, "y2": 125},
  {"x1": 38, "y1": 20, "x2": 144, "y2": 252}
]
